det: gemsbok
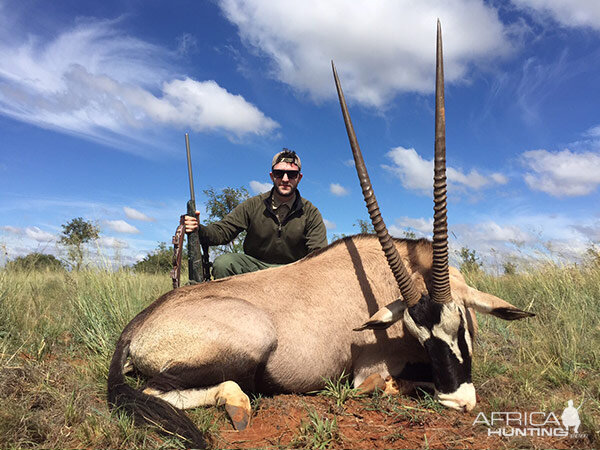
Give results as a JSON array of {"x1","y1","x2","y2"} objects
[{"x1": 107, "y1": 22, "x2": 534, "y2": 448}]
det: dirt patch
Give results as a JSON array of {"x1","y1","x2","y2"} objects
[{"x1": 214, "y1": 393, "x2": 595, "y2": 449}]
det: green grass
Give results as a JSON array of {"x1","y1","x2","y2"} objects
[
  {"x1": 467, "y1": 262, "x2": 600, "y2": 441},
  {"x1": 317, "y1": 370, "x2": 363, "y2": 408},
  {"x1": 0, "y1": 268, "x2": 175, "y2": 449},
  {"x1": 291, "y1": 408, "x2": 340, "y2": 449},
  {"x1": 0, "y1": 261, "x2": 598, "y2": 447}
]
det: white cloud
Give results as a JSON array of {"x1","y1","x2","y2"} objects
[
  {"x1": 572, "y1": 221, "x2": 600, "y2": 241},
  {"x1": 521, "y1": 149, "x2": 600, "y2": 197},
  {"x1": 384, "y1": 147, "x2": 433, "y2": 193},
  {"x1": 383, "y1": 147, "x2": 507, "y2": 194},
  {"x1": 512, "y1": 0, "x2": 600, "y2": 31},
  {"x1": 396, "y1": 217, "x2": 434, "y2": 235},
  {"x1": 2, "y1": 225, "x2": 21, "y2": 235},
  {"x1": 25, "y1": 227, "x2": 56, "y2": 242},
  {"x1": 330, "y1": 183, "x2": 349, "y2": 196},
  {"x1": 2, "y1": 225, "x2": 55, "y2": 242},
  {"x1": 219, "y1": 0, "x2": 512, "y2": 107},
  {"x1": 98, "y1": 236, "x2": 129, "y2": 249},
  {"x1": 449, "y1": 220, "x2": 539, "y2": 269},
  {"x1": 491, "y1": 173, "x2": 509, "y2": 184},
  {"x1": 0, "y1": 18, "x2": 278, "y2": 149},
  {"x1": 543, "y1": 238, "x2": 591, "y2": 261},
  {"x1": 123, "y1": 207, "x2": 155, "y2": 222},
  {"x1": 176, "y1": 33, "x2": 198, "y2": 55},
  {"x1": 467, "y1": 221, "x2": 534, "y2": 244},
  {"x1": 105, "y1": 220, "x2": 140, "y2": 234},
  {"x1": 157, "y1": 78, "x2": 278, "y2": 136},
  {"x1": 584, "y1": 125, "x2": 600, "y2": 138},
  {"x1": 323, "y1": 219, "x2": 336, "y2": 230},
  {"x1": 249, "y1": 180, "x2": 272, "y2": 194}
]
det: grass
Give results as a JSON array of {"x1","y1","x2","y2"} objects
[
  {"x1": 467, "y1": 262, "x2": 600, "y2": 442},
  {"x1": 317, "y1": 370, "x2": 363, "y2": 408},
  {"x1": 361, "y1": 388, "x2": 430, "y2": 425},
  {"x1": 0, "y1": 268, "x2": 176, "y2": 449},
  {"x1": 0, "y1": 261, "x2": 598, "y2": 447},
  {"x1": 291, "y1": 408, "x2": 340, "y2": 449}
]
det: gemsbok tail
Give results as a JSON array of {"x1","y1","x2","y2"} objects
[{"x1": 107, "y1": 336, "x2": 207, "y2": 449}]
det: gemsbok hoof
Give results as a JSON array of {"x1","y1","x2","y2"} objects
[{"x1": 225, "y1": 403, "x2": 250, "y2": 431}]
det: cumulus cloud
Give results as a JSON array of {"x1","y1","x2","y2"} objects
[
  {"x1": 99, "y1": 236, "x2": 129, "y2": 249},
  {"x1": 330, "y1": 183, "x2": 349, "y2": 196},
  {"x1": 123, "y1": 207, "x2": 155, "y2": 222},
  {"x1": 249, "y1": 180, "x2": 272, "y2": 194},
  {"x1": 2, "y1": 226, "x2": 55, "y2": 242},
  {"x1": 2, "y1": 225, "x2": 21, "y2": 235},
  {"x1": 390, "y1": 217, "x2": 433, "y2": 237},
  {"x1": 0, "y1": 18, "x2": 278, "y2": 149},
  {"x1": 323, "y1": 219, "x2": 336, "y2": 230},
  {"x1": 25, "y1": 227, "x2": 56, "y2": 242},
  {"x1": 218, "y1": 0, "x2": 512, "y2": 107},
  {"x1": 521, "y1": 149, "x2": 600, "y2": 197},
  {"x1": 383, "y1": 146, "x2": 507, "y2": 194},
  {"x1": 571, "y1": 221, "x2": 600, "y2": 241},
  {"x1": 584, "y1": 125, "x2": 600, "y2": 138},
  {"x1": 450, "y1": 220, "x2": 538, "y2": 267},
  {"x1": 105, "y1": 220, "x2": 140, "y2": 234},
  {"x1": 490, "y1": 173, "x2": 509, "y2": 184},
  {"x1": 512, "y1": 0, "x2": 600, "y2": 31},
  {"x1": 465, "y1": 221, "x2": 534, "y2": 244}
]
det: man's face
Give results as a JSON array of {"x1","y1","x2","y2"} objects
[{"x1": 270, "y1": 161, "x2": 302, "y2": 198}]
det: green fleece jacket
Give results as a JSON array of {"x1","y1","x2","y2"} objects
[{"x1": 200, "y1": 189, "x2": 327, "y2": 264}]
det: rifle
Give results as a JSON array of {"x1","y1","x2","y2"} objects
[{"x1": 171, "y1": 133, "x2": 211, "y2": 288}]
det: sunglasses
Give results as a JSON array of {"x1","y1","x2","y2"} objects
[{"x1": 272, "y1": 169, "x2": 300, "y2": 179}]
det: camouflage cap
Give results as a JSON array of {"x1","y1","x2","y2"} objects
[{"x1": 272, "y1": 148, "x2": 301, "y2": 171}]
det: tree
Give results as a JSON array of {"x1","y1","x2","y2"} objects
[
  {"x1": 458, "y1": 246, "x2": 482, "y2": 274},
  {"x1": 133, "y1": 242, "x2": 185, "y2": 274},
  {"x1": 59, "y1": 217, "x2": 100, "y2": 271},
  {"x1": 6, "y1": 253, "x2": 65, "y2": 272},
  {"x1": 403, "y1": 230, "x2": 417, "y2": 239},
  {"x1": 202, "y1": 186, "x2": 250, "y2": 255},
  {"x1": 502, "y1": 261, "x2": 517, "y2": 275},
  {"x1": 354, "y1": 219, "x2": 375, "y2": 234}
]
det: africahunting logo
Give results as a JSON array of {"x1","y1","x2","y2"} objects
[{"x1": 473, "y1": 399, "x2": 586, "y2": 438}]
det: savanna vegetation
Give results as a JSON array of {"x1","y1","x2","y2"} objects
[{"x1": 0, "y1": 254, "x2": 598, "y2": 448}]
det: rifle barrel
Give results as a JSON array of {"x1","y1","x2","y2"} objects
[{"x1": 185, "y1": 133, "x2": 195, "y2": 203}]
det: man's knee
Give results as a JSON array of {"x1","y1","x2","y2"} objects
[{"x1": 212, "y1": 253, "x2": 243, "y2": 279}]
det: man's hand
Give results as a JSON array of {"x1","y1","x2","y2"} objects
[{"x1": 184, "y1": 211, "x2": 200, "y2": 233}]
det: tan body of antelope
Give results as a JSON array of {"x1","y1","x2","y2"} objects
[{"x1": 107, "y1": 22, "x2": 533, "y2": 448}]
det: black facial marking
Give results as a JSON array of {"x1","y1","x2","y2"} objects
[
  {"x1": 407, "y1": 295, "x2": 443, "y2": 330},
  {"x1": 407, "y1": 297, "x2": 472, "y2": 394}
]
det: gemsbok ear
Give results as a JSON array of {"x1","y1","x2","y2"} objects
[
  {"x1": 461, "y1": 287, "x2": 535, "y2": 321},
  {"x1": 354, "y1": 299, "x2": 407, "y2": 331},
  {"x1": 448, "y1": 267, "x2": 535, "y2": 321},
  {"x1": 488, "y1": 307, "x2": 535, "y2": 321}
]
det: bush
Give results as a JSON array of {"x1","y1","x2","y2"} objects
[
  {"x1": 5, "y1": 253, "x2": 65, "y2": 272},
  {"x1": 459, "y1": 247, "x2": 482, "y2": 274},
  {"x1": 132, "y1": 242, "x2": 186, "y2": 274}
]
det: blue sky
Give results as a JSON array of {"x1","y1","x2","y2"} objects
[{"x1": 1, "y1": 0, "x2": 599, "y2": 271}]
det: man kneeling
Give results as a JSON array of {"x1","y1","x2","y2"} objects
[{"x1": 185, "y1": 149, "x2": 327, "y2": 279}]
